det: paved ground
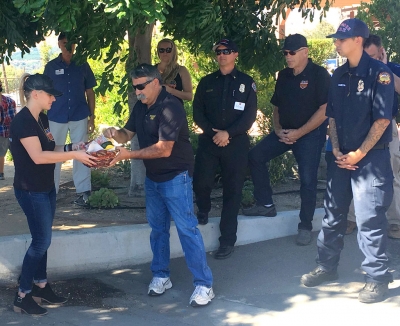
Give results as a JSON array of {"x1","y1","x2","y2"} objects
[{"x1": 1, "y1": 232, "x2": 399, "y2": 325}]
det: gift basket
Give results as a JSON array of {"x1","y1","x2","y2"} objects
[{"x1": 85, "y1": 135, "x2": 118, "y2": 168}]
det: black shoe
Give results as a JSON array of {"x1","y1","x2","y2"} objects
[
  {"x1": 13, "y1": 292, "x2": 48, "y2": 316},
  {"x1": 197, "y1": 212, "x2": 209, "y2": 225},
  {"x1": 214, "y1": 245, "x2": 234, "y2": 260},
  {"x1": 31, "y1": 283, "x2": 68, "y2": 304},
  {"x1": 358, "y1": 282, "x2": 388, "y2": 303},
  {"x1": 74, "y1": 191, "x2": 91, "y2": 207},
  {"x1": 300, "y1": 267, "x2": 338, "y2": 287},
  {"x1": 242, "y1": 204, "x2": 277, "y2": 217}
]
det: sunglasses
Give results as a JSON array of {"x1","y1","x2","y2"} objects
[
  {"x1": 215, "y1": 49, "x2": 236, "y2": 56},
  {"x1": 282, "y1": 47, "x2": 306, "y2": 56},
  {"x1": 158, "y1": 47, "x2": 172, "y2": 53},
  {"x1": 132, "y1": 79, "x2": 154, "y2": 91}
]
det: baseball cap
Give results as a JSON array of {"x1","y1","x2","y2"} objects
[
  {"x1": 326, "y1": 18, "x2": 369, "y2": 39},
  {"x1": 23, "y1": 74, "x2": 63, "y2": 97},
  {"x1": 212, "y1": 38, "x2": 239, "y2": 52},
  {"x1": 282, "y1": 34, "x2": 308, "y2": 51}
]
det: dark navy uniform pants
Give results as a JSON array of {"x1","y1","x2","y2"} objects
[
  {"x1": 193, "y1": 134, "x2": 249, "y2": 246},
  {"x1": 317, "y1": 148, "x2": 393, "y2": 284},
  {"x1": 248, "y1": 125, "x2": 326, "y2": 231}
]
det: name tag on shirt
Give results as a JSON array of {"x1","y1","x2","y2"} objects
[
  {"x1": 55, "y1": 69, "x2": 64, "y2": 75},
  {"x1": 234, "y1": 102, "x2": 245, "y2": 111}
]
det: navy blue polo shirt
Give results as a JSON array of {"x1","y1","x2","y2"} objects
[
  {"x1": 124, "y1": 87, "x2": 194, "y2": 182},
  {"x1": 326, "y1": 51, "x2": 394, "y2": 152},
  {"x1": 387, "y1": 61, "x2": 400, "y2": 117},
  {"x1": 44, "y1": 54, "x2": 97, "y2": 123}
]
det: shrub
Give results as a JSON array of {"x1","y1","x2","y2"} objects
[
  {"x1": 91, "y1": 170, "x2": 110, "y2": 189},
  {"x1": 88, "y1": 188, "x2": 119, "y2": 208}
]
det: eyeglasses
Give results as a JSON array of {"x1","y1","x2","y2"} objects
[
  {"x1": 158, "y1": 47, "x2": 172, "y2": 53},
  {"x1": 282, "y1": 47, "x2": 307, "y2": 56},
  {"x1": 215, "y1": 49, "x2": 236, "y2": 56},
  {"x1": 132, "y1": 79, "x2": 154, "y2": 91}
]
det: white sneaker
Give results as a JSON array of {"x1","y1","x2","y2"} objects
[
  {"x1": 148, "y1": 277, "x2": 172, "y2": 296},
  {"x1": 189, "y1": 286, "x2": 215, "y2": 307}
]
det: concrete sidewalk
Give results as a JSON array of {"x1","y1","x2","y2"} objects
[{"x1": 0, "y1": 232, "x2": 399, "y2": 325}]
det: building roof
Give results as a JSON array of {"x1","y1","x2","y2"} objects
[{"x1": 331, "y1": 0, "x2": 370, "y2": 7}]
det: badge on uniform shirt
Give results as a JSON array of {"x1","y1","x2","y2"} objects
[
  {"x1": 300, "y1": 80, "x2": 308, "y2": 89},
  {"x1": 252, "y1": 82, "x2": 257, "y2": 92},
  {"x1": 239, "y1": 84, "x2": 245, "y2": 93},
  {"x1": 149, "y1": 115, "x2": 156, "y2": 120},
  {"x1": 55, "y1": 69, "x2": 64, "y2": 75},
  {"x1": 378, "y1": 72, "x2": 391, "y2": 85},
  {"x1": 357, "y1": 79, "x2": 364, "y2": 92}
]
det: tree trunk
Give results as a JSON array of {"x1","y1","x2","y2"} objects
[
  {"x1": 126, "y1": 24, "x2": 154, "y2": 196},
  {"x1": 1, "y1": 61, "x2": 9, "y2": 94}
]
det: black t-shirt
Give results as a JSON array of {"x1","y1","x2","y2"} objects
[
  {"x1": 10, "y1": 107, "x2": 56, "y2": 191},
  {"x1": 124, "y1": 88, "x2": 194, "y2": 182},
  {"x1": 271, "y1": 59, "x2": 330, "y2": 129}
]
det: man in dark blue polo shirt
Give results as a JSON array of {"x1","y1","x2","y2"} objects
[
  {"x1": 44, "y1": 33, "x2": 97, "y2": 206},
  {"x1": 243, "y1": 34, "x2": 330, "y2": 246},
  {"x1": 346, "y1": 34, "x2": 400, "y2": 239},
  {"x1": 301, "y1": 19, "x2": 394, "y2": 303},
  {"x1": 103, "y1": 64, "x2": 214, "y2": 307}
]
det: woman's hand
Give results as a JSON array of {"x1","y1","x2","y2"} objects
[{"x1": 74, "y1": 151, "x2": 98, "y2": 167}]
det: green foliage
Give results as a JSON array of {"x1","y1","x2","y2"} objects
[
  {"x1": 357, "y1": 0, "x2": 400, "y2": 62},
  {"x1": 91, "y1": 170, "x2": 111, "y2": 189},
  {"x1": 241, "y1": 180, "x2": 255, "y2": 207},
  {"x1": 38, "y1": 41, "x2": 54, "y2": 66},
  {"x1": 5, "y1": 150, "x2": 13, "y2": 162},
  {"x1": 303, "y1": 21, "x2": 336, "y2": 40},
  {"x1": 116, "y1": 159, "x2": 131, "y2": 176},
  {"x1": 88, "y1": 187, "x2": 119, "y2": 208},
  {"x1": 308, "y1": 39, "x2": 336, "y2": 66}
]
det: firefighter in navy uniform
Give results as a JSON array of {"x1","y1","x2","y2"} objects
[
  {"x1": 301, "y1": 19, "x2": 394, "y2": 304},
  {"x1": 193, "y1": 38, "x2": 257, "y2": 260}
]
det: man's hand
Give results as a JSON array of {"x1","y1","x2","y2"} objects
[
  {"x1": 109, "y1": 146, "x2": 130, "y2": 166},
  {"x1": 277, "y1": 129, "x2": 303, "y2": 144},
  {"x1": 103, "y1": 127, "x2": 117, "y2": 139},
  {"x1": 88, "y1": 119, "x2": 95, "y2": 134},
  {"x1": 212, "y1": 128, "x2": 230, "y2": 147},
  {"x1": 335, "y1": 150, "x2": 365, "y2": 170}
]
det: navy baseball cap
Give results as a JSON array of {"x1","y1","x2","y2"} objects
[
  {"x1": 327, "y1": 18, "x2": 369, "y2": 39},
  {"x1": 282, "y1": 34, "x2": 308, "y2": 51},
  {"x1": 23, "y1": 74, "x2": 63, "y2": 97},
  {"x1": 212, "y1": 38, "x2": 239, "y2": 52}
]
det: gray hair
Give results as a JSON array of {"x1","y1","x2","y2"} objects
[{"x1": 130, "y1": 63, "x2": 162, "y2": 83}]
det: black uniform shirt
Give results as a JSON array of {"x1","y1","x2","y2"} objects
[
  {"x1": 124, "y1": 87, "x2": 194, "y2": 182},
  {"x1": 193, "y1": 67, "x2": 257, "y2": 138},
  {"x1": 271, "y1": 59, "x2": 330, "y2": 130},
  {"x1": 326, "y1": 51, "x2": 394, "y2": 151}
]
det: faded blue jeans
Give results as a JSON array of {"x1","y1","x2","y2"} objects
[
  {"x1": 145, "y1": 171, "x2": 213, "y2": 287},
  {"x1": 14, "y1": 187, "x2": 56, "y2": 293}
]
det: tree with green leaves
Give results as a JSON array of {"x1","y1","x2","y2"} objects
[
  {"x1": 357, "y1": 0, "x2": 400, "y2": 62},
  {"x1": 5, "y1": 0, "x2": 333, "y2": 192}
]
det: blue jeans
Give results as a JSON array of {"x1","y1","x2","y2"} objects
[
  {"x1": 317, "y1": 149, "x2": 393, "y2": 283},
  {"x1": 145, "y1": 171, "x2": 213, "y2": 287},
  {"x1": 249, "y1": 126, "x2": 326, "y2": 230},
  {"x1": 14, "y1": 187, "x2": 56, "y2": 293}
]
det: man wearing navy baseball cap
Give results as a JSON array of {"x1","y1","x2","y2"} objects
[{"x1": 302, "y1": 18, "x2": 395, "y2": 303}]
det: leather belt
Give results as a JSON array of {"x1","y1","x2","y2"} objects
[{"x1": 371, "y1": 143, "x2": 389, "y2": 150}]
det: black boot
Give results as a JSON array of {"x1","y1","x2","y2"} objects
[
  {"x1": 31, "y1": 283, "x2": 68, "y2": 304},
  {"x1": 13, "y1": 292, "x2": 48, "y2": 316}
]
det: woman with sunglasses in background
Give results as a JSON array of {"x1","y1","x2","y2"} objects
[
  {"x1": 10, "y1": 73, "x2": 97, "y2": 316},
  {"x1": 155, "y1": 38, "x2": 193, "y2": 103}
]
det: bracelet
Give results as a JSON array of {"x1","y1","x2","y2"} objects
[{"x1": 64, "y1": 144, "x2": 73, "y2": 152}]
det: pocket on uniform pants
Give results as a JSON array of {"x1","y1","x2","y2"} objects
[{"x1": 372, "y1": 175, "x2": 393, "y2": 210}]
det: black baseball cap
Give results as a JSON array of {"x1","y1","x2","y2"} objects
[
  {"x1": 212, "y1": 38, "x2": 239, "y2": 52},
  {"x1": 23, "y1": 74, "x2": 63, "y2": 97},
  {"x1": 282, "y1": 34, "x2": 308, "y2": 51},
  {"x1": 326, "y1": 18, "x2": 369, "y2": 39}
]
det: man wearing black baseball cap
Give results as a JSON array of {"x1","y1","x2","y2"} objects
[
  {"x1": 243, "y1": 33, "x2": 330, "y2": 247},
  {"x1": 193, "y1": 38, "x2": 257, "y2": 259},
  {"x1": 301, "y1": 18, "x2": 395, "y2": 303}
]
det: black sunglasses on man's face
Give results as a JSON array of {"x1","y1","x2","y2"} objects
[{"x1": 132, "y1": 79, "x2": 154, "y2": 91}]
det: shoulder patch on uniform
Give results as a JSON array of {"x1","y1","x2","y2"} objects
[
  {"x1": 252, "y1": 82, "x2": 257, "y2": 92},
  {"x1": 377, "y1": 72, "x2": 391, "y2": 85}
]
